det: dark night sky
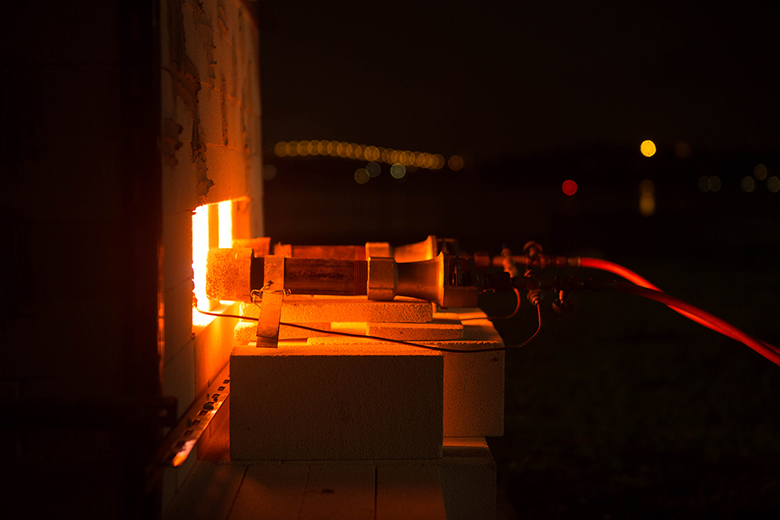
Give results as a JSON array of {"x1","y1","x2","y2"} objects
[{"x1": 260, "y1": 1, "x2": 780, "y2": 160}]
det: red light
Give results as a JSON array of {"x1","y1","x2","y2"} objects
[{"x1": 562, "y1": 179, "x2": 578, "y2": 196}]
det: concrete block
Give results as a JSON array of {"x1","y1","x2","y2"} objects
[
  {"x1": 280, "y1": 295, "x2": 432, "y2": 323},
  {"x1": 298, "y1": 465, "x2": 375, "y2": 520},
  {"x1": 440, "y1": 438, "x2": 497, "y2": 520},
  {"x1": 376, "y1": 465, "x2": 447, "y2": 520},
  {"x1": 162, "y1": 210, "x2": 194, "y2": 291},
  {"x1": 442, "y1": 316, "x2": 505, "y2": 438},
  {"x1": 163, "y1": 341, "x2": 195, "y2": 421},
  {"x1": 165, "y1": 279, "x2": 196, "y2": 361},
  {"x1": 164, "y1": 461, "x2": 246, "y2": 520},
  {"x1": 306, "y1": 310, "x2": 504, "y2": 437},
  {"x1": 230, "y1": 344, "x2": 443, "y2": 461},
  {"x1": 227, "y1": 465, "x2": 309, "y2": 520},
  {"x1": 194, "y1": 307, "x2": 238, "y2": 394},
  {"x1": 367, "y1": 318, "x2": 463, "y2": 341},
  {"x1": 234, "y1": 319, "x2": 333, "y2": 342}
]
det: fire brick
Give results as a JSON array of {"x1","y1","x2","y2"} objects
[{"x1": 230, "y1": 344, "x2": 443, "y2": 461}]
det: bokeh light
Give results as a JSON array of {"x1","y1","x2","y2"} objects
[
  {"x1": 754, "y1": 164, "x2": 768, "y2": 180},
  {"x1": 354, "y1": 168, "x2": 370, "y2": 184},
  {"x1": 709, "y1": 175, "x2": 721, "y2": 192},
  {"x1": 698, "y1": 176, "x2": 711, "y2": 192},
  {"x1": 390, "y1": 163, "x2": 406, "y2": 179},
  {"x1": 366, "y1": 161, "x2": 381, "y2": 178},
  {"x1": 273, "y1": 140, "x2": 450, "y2": 171},
  {"x1": 768, "y1": 176, "x2": 780, "y2": 193},
  {"x1": 640, "y1": 140, "x2": 657, "y2": 157},
  {"x1": 639, "y1": 179, "x2": 655, "y2": 217},
  {"x1": 562, "y1": 179, "x2": 578, "y2": 196},
  {"x1": 740, "y1": 176, "x2": 755, "y2": 192},
  {"x1": 448, "y1": 155, "x2": 464, "y2": 171},
  {"x1": 674, "y1": 141, "x2": 691, "y2": 159},
  {"x1": 262, "y1": 164, "x2": 277, "y2": 180}
]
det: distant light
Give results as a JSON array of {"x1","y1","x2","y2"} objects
[
  {"x1": 274, "y1": 141, "x2": 288, "y2": 157},
  {"x1": 390, "y1": 163, "x2": 406, "y2": 179},
  {"x1": 433, "y1": 154, "x2": 445, "y2": 170},
  {"x1": 354, "y1": 168, "x2": 370, "y2": 184},
  {"x1": 448, "y1": 155, "x2": 464, "y2": 171},
  {"x1": 638, "y1": 180, "x2": 655, "y2": 217},
  {"x1": 287, "y1": 141, "x2": 299, "y2": 157},
  {"x1": 262, "y1": 164, "x2": 277, "y2": 180},
  {"x1": 562, "y1": 179, "x2": 578, "y2": 196},
  {"x1": 709, "y1": 175, "x2": 721, "y2": 192},
  {"x1": 697, "y1": 176, "x2": 711, "y2": 192},
  {"x1": 768, "y1": 176, "x2": 780, "y2": 193},
  {"x1": 740, "y1": 176, "x2": 755, "y2": 192},
  {"x1": 674, "y1": 141, "x2": 691, "y2": 159},
  {"x1": 754, "y1": 164, "x2": 768, "y2": 180},
  {"x1": 298, "y1": 140, "x2": 309, "y2": 156},
  {"x1": 366, "y1": 161, "x2": 381, "y2": 178},
  {"x1": 640, "y1": 140, "x2": 657, "y2": 157}
]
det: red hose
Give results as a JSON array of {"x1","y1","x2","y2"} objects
[
  {"x1": 615, "y1": 283, "x2": 780, "y2": 366},
  {"x1": 579, "y1": 257, "x2": 739, "y2": 340}
]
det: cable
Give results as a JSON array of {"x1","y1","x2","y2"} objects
[
  {"x1": 195, "y1": 304, "x2": 542, "y2": 353},
  {"x1": 614, "y1": 282, "x2": 780, "y2": 366},
  {"x1": 579, "y1": 257, "x2": 745, "y2": 342}
]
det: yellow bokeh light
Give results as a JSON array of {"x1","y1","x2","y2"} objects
[
  {"x1": 390, "y1": 163, "x2": 406, "y2": 179},
  {"x1": 754, "y1": 164, "x2": 768, "y2": 180},
  {"x1": 768, "y1": 176, "x2": 780, "y2": 193},
  {"x1": 286, "y1": 141, "x2": 299, "y2": 157},
  {"x1": 274, "y1": 141, "x2": 288, "y2": 157},
  {"x1": 741, "y1": 176, "x2": 756, "y2": 192},
  {"x1": 640, "y1": 140, "x2": 656, "y2": 157}
]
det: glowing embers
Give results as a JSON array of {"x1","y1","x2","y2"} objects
[{"x1": 192, "y1": 200, "x2": 234, "y2": 327}]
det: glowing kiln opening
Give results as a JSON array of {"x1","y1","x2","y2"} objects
[{"x1": 192, "y1": 200, "x2": 234, "y2": 327}]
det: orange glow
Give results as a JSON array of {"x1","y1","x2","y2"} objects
[
  {"x1": 297, "y1": 140, "x2": 309, "y2": 156},
  {"x1": 448, "y1": 155, "x2": 464, "y2": 171},
  {"x1": 675, "y1": 141, "x2": 691, "y2": 159},
  {"x1": 433, "y1": 154, "x2": 445, "y2": 169},
  {"x1": 286, "y1": 141, "x2": 299, "y2": 157},
  {"x1": 638, "y1": 180, "x2": 655, "y2": 216},
  {"x1": 218, "y1": 200, "x2": 232, "y2": 248},
  {"x1": 193, "y1": 201, "x2": 234, "y2": 327},
  {"x1": 274, "y1": 141, "x2": 288, "y2": 157},
  {"x1": 640, "y1": 140, "x2": 656, "y2": 157},
  {"x1": 562, "y1": 179, "x2": 578, "y2": 196},
  {"x1": 192, "y1": 205, "x2": 212, "y2": 325}
]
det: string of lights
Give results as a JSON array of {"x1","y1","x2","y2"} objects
[{"x1": 272, "y1": 139, "x2": 466, "y2": 172}]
